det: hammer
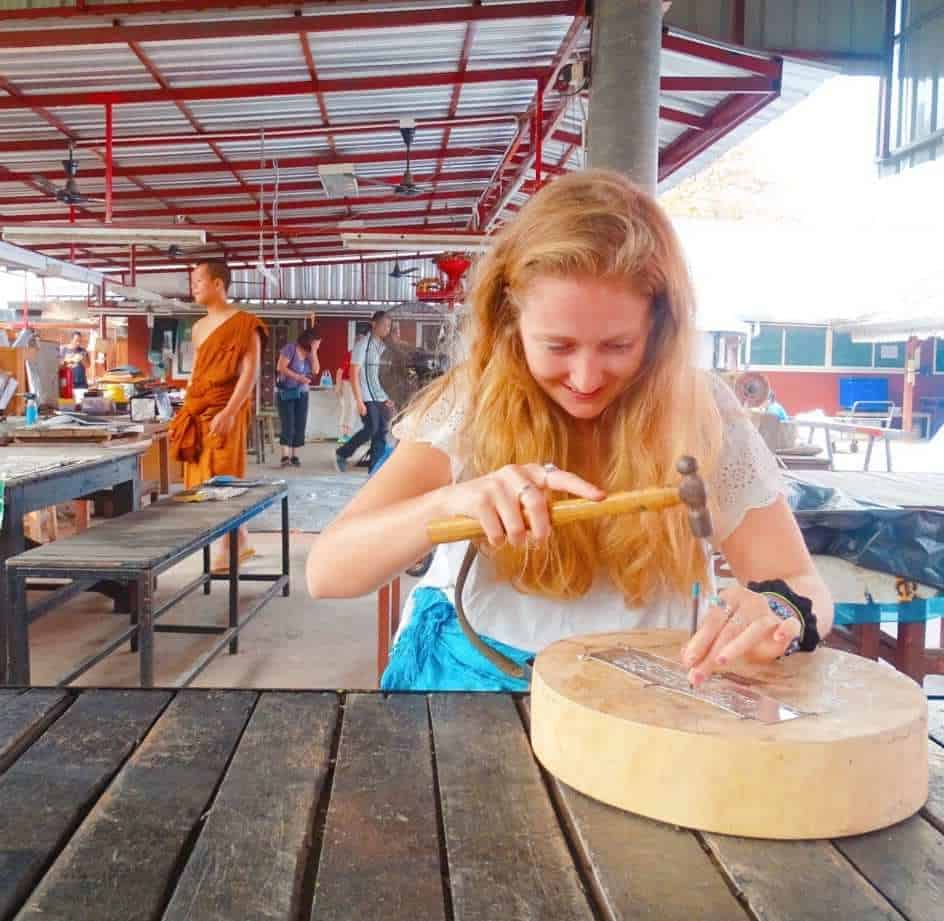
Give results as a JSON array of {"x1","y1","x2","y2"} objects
[
  {"x1": 426, "y1": 455, "x2": 713, "y2": 545},
  {"x1": 424, "y1": 457, "x2": 713, "y2": 681}
]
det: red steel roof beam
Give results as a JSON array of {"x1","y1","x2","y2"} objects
[
  {"x1": 0, "y1": 115, "x2": 521, "y2": 155},
  {"x1": 0, "y1": 173, "x2": 494, "y2": 208},
  {"x1": 0, "y1": 3, "x2": 584, "y2": 43},
  {"x1": 661, "y1": 31, "x2": 779, "y2": 77},
  {"x1": 424, "y1": 20, "x2": 476, "y2": 226},
  {"x1": 0, "y1": 68, "x2": 548, "y2": 110},
  {"x1": 300, "y1": 33, "x2": 339, "y2": 160},
  {"x1": 5, "y1": 147, "x2": 504, "y2": 182}
]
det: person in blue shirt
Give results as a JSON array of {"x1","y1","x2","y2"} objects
[{"x1": 765, "y1": 391, "x2": 788, "y2": 421}]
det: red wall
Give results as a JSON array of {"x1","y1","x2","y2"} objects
[{"x1": 759, "y1": 341, "x2": 944, "y2": 417}]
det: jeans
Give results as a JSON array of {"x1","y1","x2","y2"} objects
[
  {"x1": 277, "y1": 389, "x2": 309, "y2": 448},
  {"x1": 337, "y1": 400, "x2": 388, "y2": 466}
]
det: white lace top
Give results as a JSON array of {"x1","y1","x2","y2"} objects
[{"x1": 392, "y1": 375, "x2": 785, "y2": 652}]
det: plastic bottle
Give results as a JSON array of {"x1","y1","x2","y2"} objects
[
  {"x1": 320, "y1": 370, "x2": 333, "y2": 388},
  {"x1": 24, "y1": 393, "x2": 38, "y2": 426}
]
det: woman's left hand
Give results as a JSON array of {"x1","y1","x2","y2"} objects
[{"x1": 681, "y1": 585, "x2": 801, "y2": 687}]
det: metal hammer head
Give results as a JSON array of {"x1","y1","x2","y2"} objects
[{"x1": 676, "y1": 456, "x2": 713, "y2": 540}]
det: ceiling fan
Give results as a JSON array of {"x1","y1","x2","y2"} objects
[
  {"x1": 31, "y1": 144, "x2": 104, "y2": 206},
  {"x1": 388, "y1": 258, "x2": 419, "y2": 279},
  {"x1": 394, "y1": 120, "x2": 424, "y2": 197}
]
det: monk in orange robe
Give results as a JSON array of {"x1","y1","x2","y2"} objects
[{"x1": 170, "y1": 259, "x2": 268, "y2": 570}]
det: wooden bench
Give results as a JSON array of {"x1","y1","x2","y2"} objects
[{"x1": 3, "y1": 483, "x2": 289, "y2": 688}]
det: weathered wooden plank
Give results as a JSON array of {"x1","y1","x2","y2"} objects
[
  {"x1": 16, "y1": 690, "x2": 255, "y2": 921},
  {"x1": 311, "y1": 694, "x2": 446, "y2": 921},
  {"x1": 836, "y1": 817, "x2": 944, "y2": 921},
  {"x1": 928, "y1": 700, "x2": 943, "y2": 747},
  {"x1": 7, "y1": 486, "x2": 286, "y2": 572},
  {"x1": 0, "y1": 689, "x2": 169, "y2": 919},
  {"x1": 551, "y1": 776, "x2": 749, "y2": 920},
  {"x1": 163, "y1": 692, "x2": 338, "y2": 921},
  {"x1": 0, "y1": 688, "x2": 69, "y2": 773},
  {"x1": 705, "y1": 836, "x2": 904, "y2": 921},
  {"x1": 926, "y1": 736, "x2": 944, "y2": 832},
  {"x1": 430, "y1": 694, "x2": 594, "y2": 921},
  {"x1": 519, "y1": 697, "x2": 748, "y2": 920}
]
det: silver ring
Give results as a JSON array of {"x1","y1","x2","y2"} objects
[
  {"x1": 517, "y1": 483, "x2": 536, "y2": 502},
  {"x1": 541, "y1": 463, "x2": 557, "y2": 487},
  {"x1": 730, "y1": 614, "x2": 748, "y2": 628}
]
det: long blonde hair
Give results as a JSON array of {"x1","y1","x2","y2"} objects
[{"x1": 412, "y1": 169, "x2": 722, "y2": 604}]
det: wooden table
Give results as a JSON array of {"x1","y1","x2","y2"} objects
[
  {"x1": 0, "y1": 444, "x2": 145, "y2": 680},
  {"x1": 0, "y1": 688, "x2": 940, "y2": 921},
  {"x1": 4, "y1": 484, "x2": 289, "y2": 688},
  {"x1": 793, "y1": 415, "x2": 914, "y2": 472},
  {"x1": 788, "y1": 470, "x2": 944, "y2": 510}
]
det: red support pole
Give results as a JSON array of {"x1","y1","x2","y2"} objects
[
  {"x1": 902, "y1": 337, "x2": 919, "y2": 437},
  {"x1": 68, "y1": 203, "x2": 76, "y2": 263},
  {"x1": 129, "y1": 244, "x2": 136, "y2": 287},
  {"x1": 534, "y1": 80, "x2": 544, "y2": 189},
  {"x1": 105, "y1": 101, "x2": 113, "y2": 223}
]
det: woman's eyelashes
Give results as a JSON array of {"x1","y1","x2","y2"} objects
[{"x1": 543, "y1": 341, "x2": 636, "y2": 354}]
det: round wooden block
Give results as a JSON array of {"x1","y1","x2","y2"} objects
[{"x1": 531, "y1": 630, "x2": 928, "y2": 839}]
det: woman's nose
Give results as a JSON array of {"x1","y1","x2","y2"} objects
[{"x1": 567, "y1": 354, "x2": 604, "y2": 393}]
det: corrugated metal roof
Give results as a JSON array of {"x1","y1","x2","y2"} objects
[{"x1": 0, "y1": 2, "x2": 831, "y2": 289}]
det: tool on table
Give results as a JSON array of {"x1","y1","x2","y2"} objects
[{"x1": 425, "y1": 456, "x2": 714, "y2": 681}]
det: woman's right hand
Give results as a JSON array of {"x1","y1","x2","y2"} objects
[
  {"x1": 357, "y1": 400, "x2": 367, "y2": 416},
  {"x1": 435, "y1": 464, "x2": 605, "y2": 547}
]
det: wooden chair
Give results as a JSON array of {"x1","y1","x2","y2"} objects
[{"x1": 377, "y1": 576, "x2": 402, "y2": 683}]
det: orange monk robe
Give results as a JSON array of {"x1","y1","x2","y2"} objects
[{"x1": 170, "y1": 311, "x2": 268, "y2": 488}]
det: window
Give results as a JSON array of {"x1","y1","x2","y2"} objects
[
  {"x1": 784, "y1": 326, "x2": 827, "y2": 367},
  {"x1": 831, "y1": 332, "x2": 874, "y2": 368},
  {"x1": 749, "y1": 324, "x2": 783, "y2": 365},
  {"x1": 874, "y1": 342, "x2": 906, "y2": 368}
]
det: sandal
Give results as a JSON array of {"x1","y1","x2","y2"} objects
[{"x1": 280, "y1": 457, "x2": 291, "y2": 467}]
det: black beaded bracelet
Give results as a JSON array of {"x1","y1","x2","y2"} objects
[{"x1": 747, "y1": 578, "x2": 821, "y2": 652}]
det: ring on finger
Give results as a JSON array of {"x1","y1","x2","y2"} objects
[
  {"x1": 541, "y1": 463, "x2": 557, "y2": 487},
  {"x1": 709, "y1": 594, "x2": 730, "y2": 613},
  {"x1": 517, "y1": 483, "x2": 536, "y2": 502}
]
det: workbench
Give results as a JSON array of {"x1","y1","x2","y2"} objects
[
  {"x1": 0, "y1": 443, "x2": 146, "y2": 681},
  {"x1": 4, "y1": 483, "x2": 289, "y2": 688},
  {"x1": 0, "y1": 688, "x2": 939, "y2": 921}
]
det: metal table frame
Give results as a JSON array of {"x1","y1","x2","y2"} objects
[
  {"x1": 0, "y1": 451, "x2": 141, "y2": 680},
  {"x1": 4, "y1": 486, "x2": 290, "y2": 688}
]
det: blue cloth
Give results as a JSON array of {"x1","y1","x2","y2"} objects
[
  {"x1": 766, "y1": 401, "x2": 788, "y2": 421},
  {"x1": 380, "y1": 587, "x2": 532, "y2": 692},
  {"x1": 834, "y1": 597, "x2": 944, "y2": 624}
]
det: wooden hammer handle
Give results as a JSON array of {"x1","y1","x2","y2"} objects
[{"x1": 426, "y1": 486, "x2": 682, "y2": 545}]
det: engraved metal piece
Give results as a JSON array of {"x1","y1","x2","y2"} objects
[{"x1": 586, "y1": 647, "x2": 811, "y2": 723}]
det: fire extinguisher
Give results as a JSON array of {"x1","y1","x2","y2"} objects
[{"x1": 59, "y1": 364, "x2": 74, "y2": 399}]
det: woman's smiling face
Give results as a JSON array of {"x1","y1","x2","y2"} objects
[{"x1": 516, "y1": 274, "x2": 652, "y2": 420}]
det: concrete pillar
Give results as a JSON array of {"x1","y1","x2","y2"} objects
[{"x1": 586, "y1": 0, "x2": 662, "y2": 193}]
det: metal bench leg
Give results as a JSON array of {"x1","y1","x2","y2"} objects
[
  {"x1": 203, "y1": 545, "x2": 212, "y2": 595},
  {"x1": 885, "y1": 436, "x2": 893, "y2": 472},
  {"x1": 137, "y1": 576, "x2": 155, "y2": 688},
  {"x1": 281, "y1": 496, "x2": 290, "y2": 597},
  {"x1": 863, "y1": 436, "x2": 874, "y2": 471},
  {"x1": 8, "y1": 571, "x2": 30, "y2": 685},
  {"x1": 129, "y1": 584, "x2": 139, "y2": 653},
  {"x1": 228, "y1": 530, "x2": 239, "y2": 654}
]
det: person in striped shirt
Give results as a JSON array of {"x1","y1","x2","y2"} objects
[{"x1": 334, "y1": 311, "x2": 394, "y2": 473}]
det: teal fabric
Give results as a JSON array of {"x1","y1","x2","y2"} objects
[
  {"x1": 834, "y1": 597, "x2": 944, "y2": 625},
  {"x1": 380, "y1": 587, "x2": 532, "y2": 692}
]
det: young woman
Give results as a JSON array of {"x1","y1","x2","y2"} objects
[
  {"x1": 307, "y1": 170, "x2": 833, "y2": 691},
  {"x1": 276, "y1": 328, "x2": 320, "y2": 467}
]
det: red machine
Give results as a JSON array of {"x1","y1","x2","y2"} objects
[{"x1": 414, "y1": 252, "x2": 472, "y2": 304}]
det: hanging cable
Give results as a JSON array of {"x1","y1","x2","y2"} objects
[
  {"x1": 272, "y1": 157, "x2": 281, "y2": 296},
  {"x1": 258, "y1": 128, "x2": 266, "y2": 280}
]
